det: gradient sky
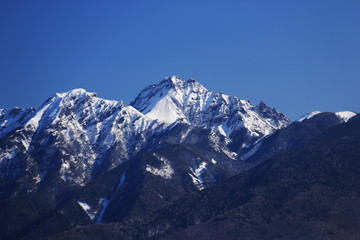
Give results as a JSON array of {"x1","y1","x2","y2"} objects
[{"x1": 0, "y1": 0, "x2": 359, "y2": 120}]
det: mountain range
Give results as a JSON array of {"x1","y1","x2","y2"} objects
[{"x1": 0, "y1": 76, "x2": 357, "y2": 240}]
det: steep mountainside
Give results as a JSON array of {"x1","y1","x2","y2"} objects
[
  {"x1": 0, "y1": 77, "x2": 294, "y2": 239},
  {"x1": 1, "y1": 76, "x2": 356, "y2": 240},
  {"x1": 0, "y1": 89, "x2": 168, "y2": 202},
  {"x1": 131, "y1": 76, "x2": 290, "y2": 157},
  {"x1": 0, "y1": 77, "x2": 290, "y2": 202},
  {"x1": 50, "y1": 115, "x2": 360, "y2": 240},
  {"x1": 242, "y1": 111, "x2": 357, "y2": 165}
]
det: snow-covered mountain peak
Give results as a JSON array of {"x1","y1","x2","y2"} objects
[
  {"x1": 335, "y1": 111, "x2": 356, "y2": 122},
  {"x1": 131, "y1": 77, "x2": 212, "y2": 123},
  {"x1": 0, "y1": 80, "x2": 291, "y2": 191},
  {"x1": 53, "y1": 88, "x2": 118, "y2": 107},
  {"x1": 166, "y1": 75, "x2": 184, "y2": 86},
  {"x1": 51, "y1": 89, "x2": 100, "y2": 107},
  {"x1": 164, "y1": 75, "x2": 208, "y2": 92},
  {"x1": 22, "y1": 89, "x2": 123, "y2": 131},
  {"x1": 48, "y1": 89, "x2": 127, "y2": 117},
  {"x1": 0, "y1": 79, "x2": 295, "y2": 203},
  {"x1": 130, "y1": 76, "x2": 210, "y2": 123},
  {"x1": 131, "y1": 77, "x2": 291, "y2": 144},
  {"x1": 256, "y1": 101, "x2": 269, "y2": 111},
  {"x1": 44, "y1": 89, "x2": 156, "y2": 133},
  {"x1": 297, "y1": 111, "x2": 356, "y2": 123},
  {"x1": 55, "y1": 88, "x2": 93, "y2": 97},
  {"x1": 0, "y1": 88, "x2": 169, "y2": 188}
]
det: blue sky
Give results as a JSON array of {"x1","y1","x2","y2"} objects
[{"x1": 0, "y1": 0, "x2": 359, "y2": 120}]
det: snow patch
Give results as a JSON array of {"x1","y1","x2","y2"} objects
[
  {"x1": 240, "y1": 141, "x2": 262, "y2": 160},
  {"x1": 145, "y1": 95, "x2": 185, "y2": 124},
  {"x1": 189, "y1": 162, "x2": 208, "y2": 190},
  {"x1": 33, "y1": 174, "x2": 41, "y2": 184},
  {"x1": 155, "y1": 191, "x2": 165, "y2": 199},
  {"x1": 211, "y1": 159, "x2": 217, "y2": 164},
  {"x1": 222, "y1": 94, "x2": 230, "y2": 104},
  {"x1": 59, "y1": 160, "x2": 70, "y2": 182},
  {"x1": 78, "y1": 201, "x2": 96, "y2": 220},
  {"x1": 217, "y1": 125, "x2": 227, "y2": 137},
  {"x1": 335, "y1": 111, "x2": 356, "y2": 123},
  {"x1": 146, "y1": 153, "x2": 174, "y2": 179},
  {"x1": 180, "y1": 127, "x2": 192, "y2": 143},
  {"x1": 25, "y1": 101, "x2": 52, "y2": 132},
  {"x1": 297, "y1": 111, "x2": 322, "y2": 122}
]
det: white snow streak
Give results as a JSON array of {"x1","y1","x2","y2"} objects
[
  {"x1": 96, "y1": 171, "x2": 126, "y2": 223},
  {"x1": 26, "y1": 106, "x2": 48, "y2": 129},
  {"x1": 146, "y1": 153, "x2": 174, "y2": 179},
  {"x1": 189, "y1": 162, "x2": 208, "y2": 190},
  {"x1": 297, "y1": 111, "x2": 322, "y2": 122},
  {"x1": 59, "y1": 160, "x2": 70, "y2": 182},
  {"x1": 77, "y1": 201, "x2": 96, "y2": 220}
]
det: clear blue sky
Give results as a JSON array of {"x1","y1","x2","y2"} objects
[{"x1": 1, "y1": 0, "x2": 359, "y2": 120}]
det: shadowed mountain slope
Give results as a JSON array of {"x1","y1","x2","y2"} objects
[{"x1": 47, "y1": 115, "x2": 360, "y2": 240}]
